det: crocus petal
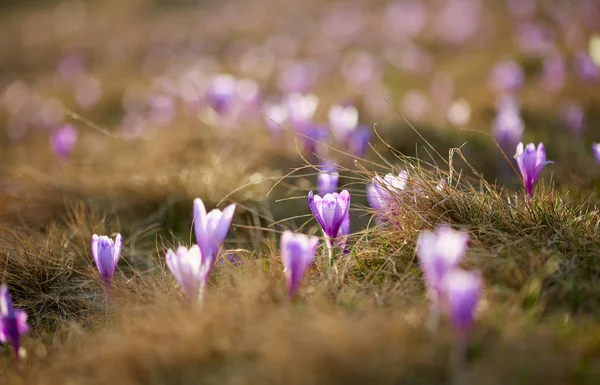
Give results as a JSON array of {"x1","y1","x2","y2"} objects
[
  {"x1": 441, "y1": 269, "x2": 482, "y2": 334},
  {"x1": 193, "y1": 198, "x2": 210, "y2": 257},
  {"x1": 308, "y1": 191, "x2": 327, "y2": 230},
  {"x1": 91, "y1": 234, "x2": 99, "y2": 268},
  {"x1": 211, "y1": 203, "x2": 236, "y2": 251},
  {"x1": 113, "y1": 233, "x2": 123, "y2": 264},
  {"x1": 15, "y1": 310, "x2": 28, "y2": 335}
]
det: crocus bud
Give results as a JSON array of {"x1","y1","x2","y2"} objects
[
  {"x1": 0, "y1": 285, "x2": 29, "y2": 361},
  {"x1": 206, "y1": 74, "x2": 237, "y2": 116},
  {"x1": 489, "y1": 60, "x2": 524, "y2": 93},
  {"x1": 348, "y1": 125, "x2": 372, "y2": 158},
  {"x1": 165, "y1": 245, "x2": 208, "y2": 303},
  {"x1": 91, "y1": 233, "x2": 122, "y2": 286},
  {"x1": 514, "y1": 142, "x2": 553, "y2": 199},
  {"x1": 50, "y1": 124, "x2": 78, "y2": 160},
  {"x1": 286, "y1": 93, "x2": 319, "y2": 132},
  {"x1": 280, "y1": 231, "x2": 319, "y2": 298},
  {"x1": 263, "y1": 102, "x2": 288, "y2": 138},
  {"x1": 193, "y1": 198, "x2": 236, "y2": 271},
  {"x1": 307, "y1": 190, "x2": 351, "y2": 240},
  {"x1": 328, "y1": 104, "x2": 359, "y2": 143},
  {"x1": 441, "y1": 269, "x2": 482, "y2": 336},
  {"x1": 317, "y1": 166, "x2": 339, "y2": 196}
]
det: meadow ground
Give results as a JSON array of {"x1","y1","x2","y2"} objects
[{"x1": 1, "y1": 0, "x2": 600, "y2": 384}]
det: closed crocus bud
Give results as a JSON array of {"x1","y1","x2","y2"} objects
[
  {"x1": 193, "y1": 198, "x2": 236, "y2": 272},
  {"x1": 0, "y1": 285, "x2": 29, "y2": 361},
  {"x1": 489, "y1": 60, "x2": 524, "y2": 93},
  {"x1": 592, "y1": 143, "x2": 600, "y2": 164},
  {"x1": 165, "y1": 245, "x2": 208, "y2": 303},
  {"x1": 328, "y1": 104, "x2": 359, "y2": 143},
  {"x1": 574, "y1": 52, "x2": 599, "y2": 81},
  {"x1": 307, "y1": 190, "x2": 351, "y2": 240},
  {"x1": 50, "y1": 124, "x2": 78, "y2": 160},
  {"x1": 416, "y1": 225, "x2": 469, "y2": 296},
  {"x1": 206, "y1": 74, "x2": 237, "y2": 116},
  {"x1": 492, "y1": 102, "x2": 524, "y2": 149},
  {"x1": 286, "y1": 93, "x2": 319, "y2": 132},
  {"x1": 263, "y1": 102, "x2": 288, "y2": 138},
  {"x1": 317, "y1": 165, "x2": 339, "y2": 196},
  {"x1": 514, "y1": 142, "x2": 553, "y2": 199},
  {"x1": 280, "y1": 231, "x2": 319, "y2": 298},
  {"x1": 91, "y1": 234, "x2": 123, "y2": 287},
  {"x1": 560, "y1": 102, "x2": 585, "y2": 136},
  {"x1": 441, "y1": 269, "x2": 482, "y2": 337},
  {"x1": 348, "y1": 125, "x2": 372, "y2": 158}
]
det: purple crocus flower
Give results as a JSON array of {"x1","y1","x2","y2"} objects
[
  {"x1": 308, "y1": 190, "x2": 351, "y2": 241},
  {"x1": 489, "y1": 60, "x2": 524, "y2": 93},
  {"x1": 514, "y1": 142, "x2": 553, "y2": 199},
  {"x1": 328, "y1": 104, "x2": 359, "y2": 143},
  {"x1": 280, "y1": 231, "x2": 319, "y2": 298},
  {"x1": 50, "y1": 124, "x2": 78, "y2": 160},
  {"x1": 492, "y1": 100, "x2": 524, "y2": 150},
  {"x1": 91, "y1": 233, "x2": 123, "y2": 287},
  {"x1": 336, "y1": 212, "x2": 351, "y2": 253},
  {"x1": 286, "y1": 93, "x2": 319, "y2": 132},
  {"x1": 165, "y1": 245, "x2": 208, "y2": 303},
  {"x1": 206, "y1": 74, "x2": 237, "y2": 116},
  {"x1": 574, "y1": 52, "x2": 599, "y2": 81},
  {"x1": 592, "y1": 143, "x2": 600, "y2": 164},
  {"x1": 0, "y1": 285, "x2": 29, "y2": 361},
  {"x1": 416, "y1": 225, "x2": 469, "y2": 296},
  {"x1": 317, "y1": 166, "x2": 339, "y2": 196},
  {"x1": 441, "y1": 269, "x2": 482, "y2": 339},
  {"x1": 541, "y1": 51, "x2": 566, "y2": 92},
  {"x1": 348, "y1": 125, "x2": 372, "y2": 158},
  {"x1": 193, "y1": 198, "x2": 236, "y2": 272},
  {"x1": 367, "y1": 171, "x2": 409, "y2": 211},
  {"x1": 303, "y1": 124, "x2": 329, "y2": 160}
]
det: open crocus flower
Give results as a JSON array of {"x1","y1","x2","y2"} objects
[
  {"x1": 441, "y1": 269, "x2": 482, "y2": 341},
  {"x1": 416, "y1": 225, "x2": 469, "y2": 296},
  {"x1": 50, "y1": 124, "x2": 78, "y2": 161},
  {"x1": 317, "y1": 165, "x2": 339, "y2": 196},
  {"x1": 328, "y1": 104, "x2": 359, "y2": 143},
  {"x1": 165, "y1": 245, "x2": 209, "y2": 303},
  {"x1": 91, "y1": 233, "x2": 123, "y2": 287},
  {"x1": 286, "y1": 93, "x2": 319, "y2": 132},
  {"x1": 0, "y1": 285, "x2": 29, "y2": 361},
  {"x1": 514, "y1": 142, "x2": 553, "y2": 199},
  {"x1": 308, "y1": 190, "x2": 351, "y2": 240},
  {"x1": 280, "y1": 231, "x2": 319, "y2": 298},
  {"x1": 367, "y1": 171, "x2": 409, "y2": 211},
  {"x1": 193, "y1": 198, "x2": 236, "y2": 272},
  {"x1": 593, "y1": 143, "x2": 600, "y2": 164}
]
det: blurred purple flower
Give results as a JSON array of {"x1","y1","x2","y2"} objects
[
  {"x1": 435, "y1": 0, "x2": 482, "y2": 45},
  {"x1": 383, "y1": 0, "x2": 427, "y2": 41},
  {"x1": 489, "y1": 61, "x2": 524, "y2": 93},
  {"x1": 57, "y1": 53, "x2": 85, "y2": 84},
  {"x1": 277, "y1": 61, "x2": 319, "y2": 94},
  {"x1": 506, "y1": 0, "x2": 536, "y2": 18},
  {"x1": 91, "y1": 233, "x2": 123, "y2": 287},
  {"x1": 193, "y1": 198, "x2": 236, "y2": 272},
  {"x1": 336, "y1": 212, "x2": 351, "y2": 253},
  {"x1": 165, "y1": 245, "x2": 208, "y2": 303},
  {"x1": 317, "y1": 166, "x2": 339, "y2": 196},
  {"x1": 592, "y1": 143, "x2": 600, "y2": 164},
  {"x1": 280, "y1": 231, "x2": 318, "y2": 298},
  {"x1": 573, "y1": 52, "x2": 599, "y2": 81},
  {"x1": 541, "y1": 51, "x2": 566, "y2": 91},
  {"x1": 0, "y1": 285, "x2": 29, "y2": 361},
  {"x1": 367, "y1": 172, "x2": 408, "y2": 210},
  {"x1": 74, "y1": 75, "x2": 102, "y2": 110},
  {"x1": 206, "y1": 74, "x2": 237, "y2": 116},
  {"x1": 148, "y1": 94, "x2": 176, "y2": 125},
  {"x1": 514, "y1": 142, "x2": 553, "y2": 199},
  {"x1": 303, "y1": 124, "x2": 329, "y2": 159},
  {"x1": 341, "y1": 51, "x2": 381, "y2": 90},
  {"x1": 441, "y1": 269, "x2": 482, "y2": 337},
  {"x1": 50, "y1": 124, "x2": 78, "y2": 160},
  {"x1": 560, "y1": 102, "x2": 585, "y2": 136},
  {"x1": 348, "y1": 126, "x2": 372, "y2": 158},
  {"x1": 492, "y1": 98, "x2": 524, "y2": 149},
  {"x1": 417, "y1": 225, "x2": 469, "y2": 296},
  {"x1": 516, "y1": 23, "x2": 553, "y2": 54},
  {"x1": 262, "y1": 102, "x2": 288, "y2": 138},
  {"x1": 328, "y1": 104, "x2": 358, "y2": 143},
  {"x1": 308, "y1": 190, "x2": 350, "y2": 241},
  {"x1": 286, "y1": 93, "x2": 319, "y2": 132}
]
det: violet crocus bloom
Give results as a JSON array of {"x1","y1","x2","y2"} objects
[
  {"x1": 50, "y1": 124, "x2": 78, "y2": 160},
  {"x1": 0, "y1": 285, "x2": 29, "y2": 361},
  {"x1": 347, "y1": 125, "x2": 372, "y2": 158},
  {"x1": 489, "y1": 61, "x2": 524, "y2": 93},
  {"x1": 336, "y1": 212, "x2": 351, "y2": 253},
  {"x1": 541, "y1": 51, "x2": 566, "y2": 92},
  {"x1": 91, "y1": 233, "x2": 123, "y2": 286},
  {"x1": 514, "y1": 142, "x2": 553, "y2": 199},
  {"x1": 286, "y1": 93, "x2": 319, "y2": 132},
  {"x1": 328, "y1": 104, "x2": 359, "y2": 143},
  {"x1": 280, "y1": 231, "x2": 319, "y2": 298},
  {"x1": 441, "y1": 269, "x2": 482, "y2": 338},
  {"x1": 303, "y1": 124, "x2": 329, "y2": 159},
  {"x1": 308, "y1": 190, "x2": 351, "y2": 241},
  {"x1": 206, "y1": 74, "x2": 237, "y2": 116},
  {"x1": 263, "y1": 102, "x2": 288, "y2": 138},
  {"x1": 592, "y1": 143, "x2": 600, "y2": 164},
  {"x1": 574, "y1": 52, "x2": 599, "y2": 81},
  {"x1": 317, "y1": 166, "x2": 339, "y2": 196},
  {"x1": 165, "y1": 245, "x2": 208, "y2": 303},
  {"x1": 560, "y1": 102, "x2": 585, "y2": 136},
  {"x1": 193, "y1": 198, "x2": 236, "y2": 272},
  {"x1": 416, "y1": 225, "x2": 469, "y2": 296},
  {"x1": 492, "y1": 101, "x2": 524, "y2": 150},
  {"x1": 367, "y1": 171, "x2": 409, "y2": 211}
]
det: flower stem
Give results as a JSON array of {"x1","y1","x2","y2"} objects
[
  {"x1": 426, "y1": 295, "x2": 441, "y2": 333},
  {"x1": 325, "y1": 236, "x2": 334, "y2": 268},
  {"x1": 198, "y1": 284, "x2": 206, "y2": 309}
]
